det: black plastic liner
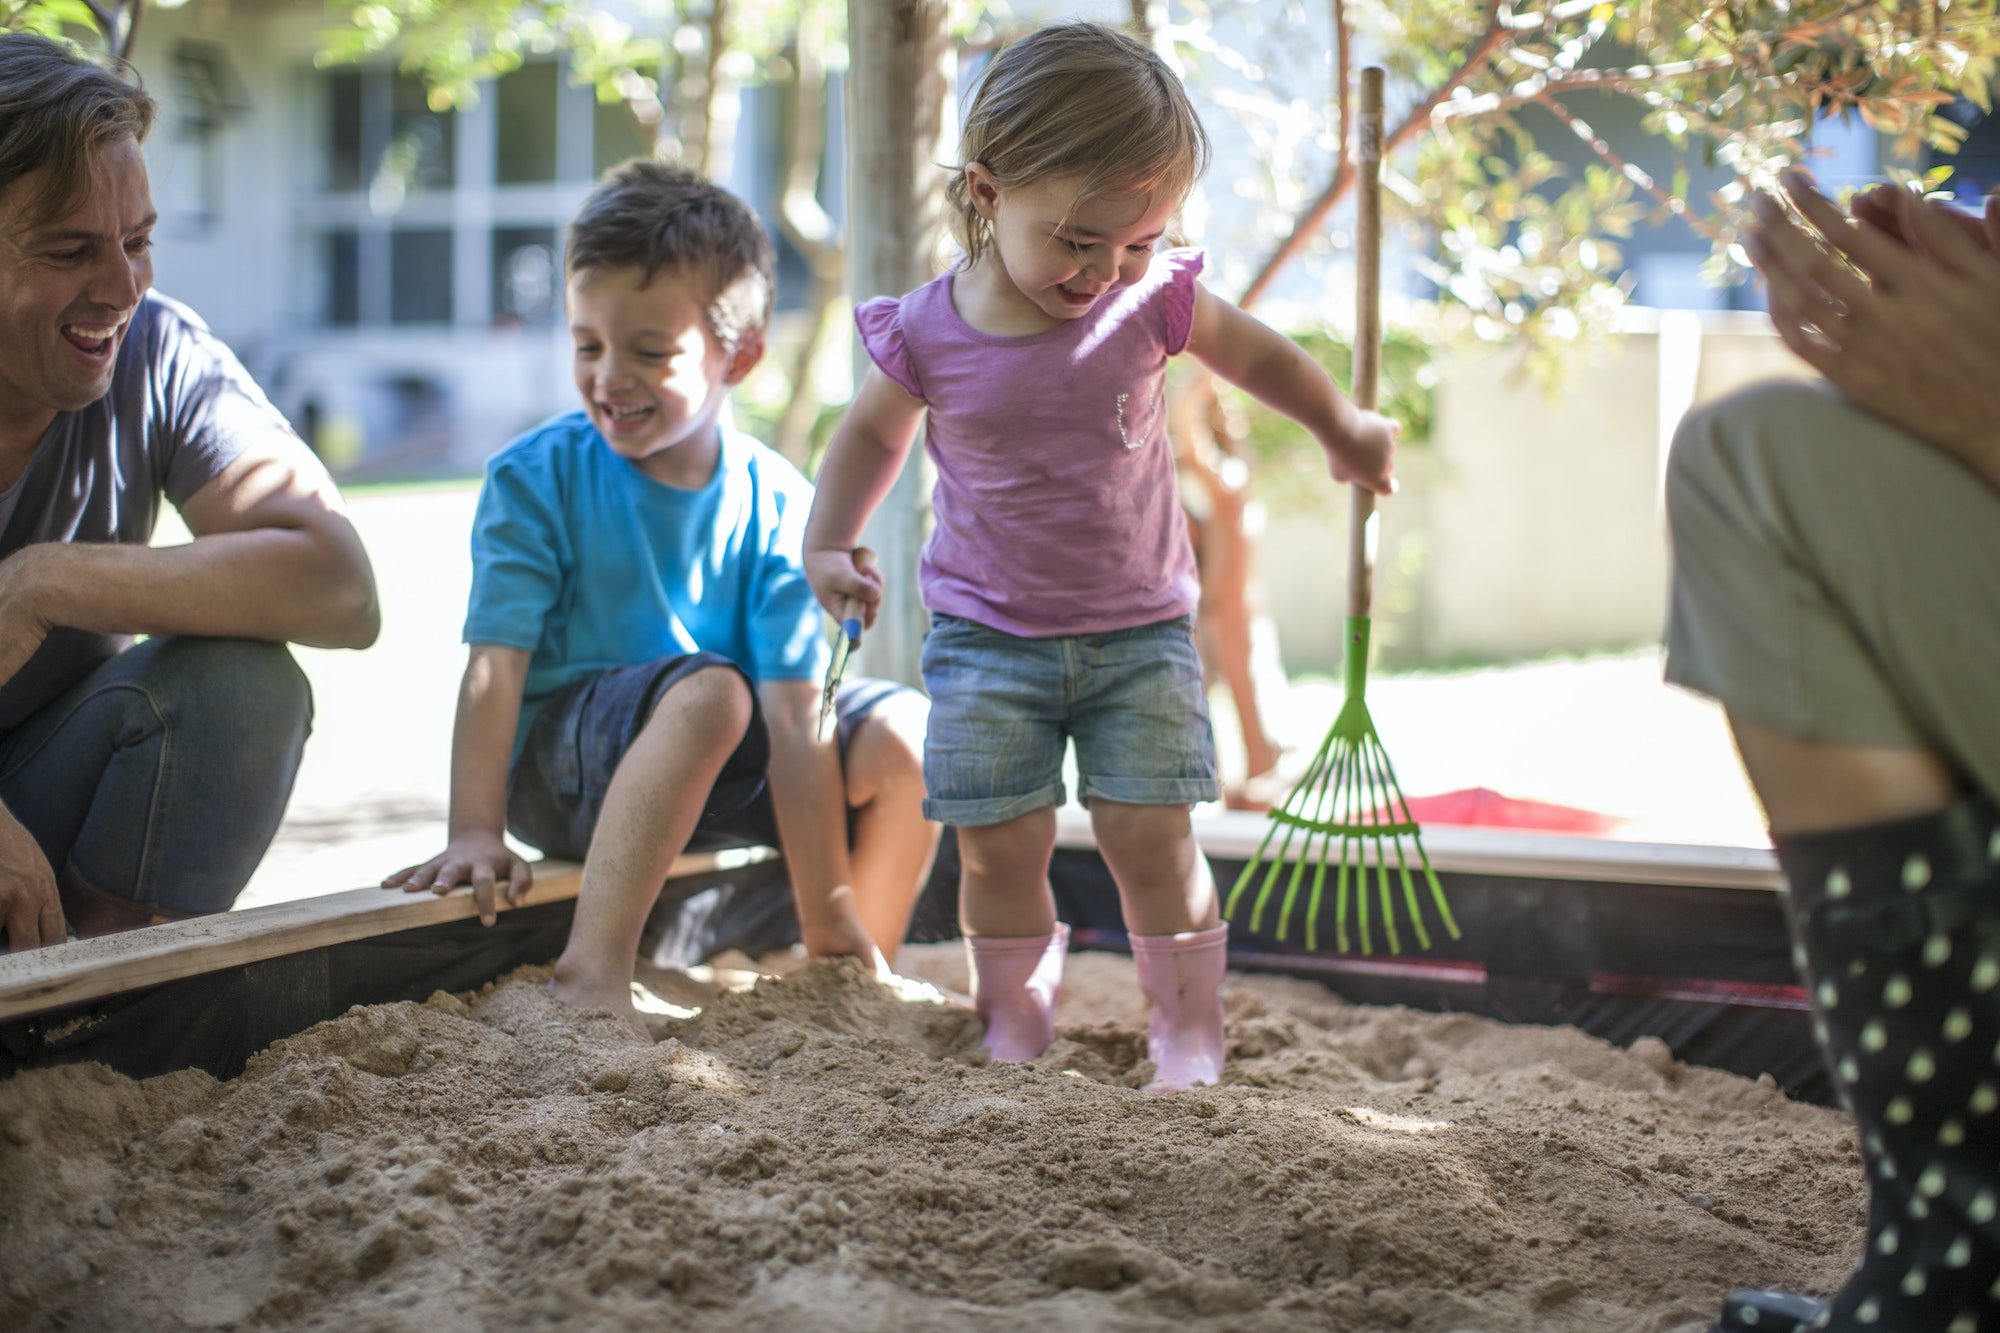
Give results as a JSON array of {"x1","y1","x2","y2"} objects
[
  {"x1": 1, "y1": 832, "x2": 1821, "y2": 1102},
  {"x1": 1049, "y1": 846, "x2": 1822, "y2": 1102}
]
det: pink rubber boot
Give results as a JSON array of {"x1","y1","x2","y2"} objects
[
  {"x1": 966, "y1": 924, "x2": 1070, "y2": 1061},
  {"x1": 1130, "y1": 924, "x2": 1228, "y2": 1091}
]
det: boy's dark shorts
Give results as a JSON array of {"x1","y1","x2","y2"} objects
[{"x1": 506, "y1": 651, "x2": 914, "y2": 861}]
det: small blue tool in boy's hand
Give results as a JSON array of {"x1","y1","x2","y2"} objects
[{"x1": 818, "y1": 598, "x2": 863, "y2": 741}]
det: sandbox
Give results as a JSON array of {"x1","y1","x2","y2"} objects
[
  {"x1": 0, "y1": 822, "x2": 1865, "y2": 1330},
  {"x1": 0, "y1": 946, "x2": 1864, "y2": 1331}
]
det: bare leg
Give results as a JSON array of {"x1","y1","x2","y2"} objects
[
  {"x1": 842, "y1": 694, "x2": 940, "y2": 962},
  {"x1": 550, "y1": 666, "x2": 752, "y2": 1030},
  {"x1": 1175, "y1": 371, "x2": 1282, "y2": 801},
  {"x1": 1089, "y1": 800, "x2": 1217, "y2": 936},
  {"x1": 957, "y1": 808, "x2": 1058, "y2": 938},
  {"x1": 1730, "y1": 718, "x2": 1961, "y2": 837},
  {"x1": 1202, "y1": 495, "x2": 1283, "y2": 790}
]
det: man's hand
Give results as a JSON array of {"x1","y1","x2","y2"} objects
[
  {"x1": 1849, "y1": 183, "x2": 1993, "y2": 257},
  {"x1": 0, "y1": 802, "x2": 63, "y2": 951},
  {"x1": 804, "y1": 545, "x2": 883, "y2": 630},
  {"x1": 1749, "y1": 171, "x2": 2000, "y2": 489},
  {"x1": 382, "y1": 830, "x2": 534, "y2": 928},
  {"x1": 0, "y1": 546, "x2": 55, "y2": 695}
]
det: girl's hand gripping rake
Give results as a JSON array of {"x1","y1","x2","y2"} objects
[{"x1": 1222, "y1": 67, "x2": 1460, "y2": 956}]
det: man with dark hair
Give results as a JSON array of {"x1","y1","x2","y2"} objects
[{"x1": 0, "y1": 33, "x2": 380, "y2": 950}]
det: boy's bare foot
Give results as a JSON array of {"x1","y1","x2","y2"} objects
[{"x1": 547, "y1": 960, "x2": 650, "y2": 1038}]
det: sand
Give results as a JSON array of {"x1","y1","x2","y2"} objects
[{"x1": 0, "y1": 945, "x2": 1864, "y2": 1332}]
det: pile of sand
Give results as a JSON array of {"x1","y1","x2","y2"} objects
[{"x1": 0, "y1": 946, "x2": 1863, "y2": 1331}]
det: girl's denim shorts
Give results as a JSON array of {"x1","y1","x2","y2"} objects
[{"x1": 918, "y1": 612, "x2": 1220, "y2": 827}]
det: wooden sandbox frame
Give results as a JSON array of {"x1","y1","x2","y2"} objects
[{"x1": 1, "y1": 817, "x2": 1810, "y2": 1096}]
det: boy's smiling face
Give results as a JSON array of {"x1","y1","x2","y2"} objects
[{"x1": 567, "y1": 264, "x2": 762, "y2": 488}]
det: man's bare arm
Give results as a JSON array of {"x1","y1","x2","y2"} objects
[{"x1": 0, "y1": 448, "x2": 380, "y2": 665}]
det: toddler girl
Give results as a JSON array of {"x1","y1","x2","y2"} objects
[{"x1": 804, "y1": 20, "x2": 1397, "y2": 1090}]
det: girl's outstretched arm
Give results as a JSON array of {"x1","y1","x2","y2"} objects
[
  {"x1": 804, "y1": 364, "x2": 928, "y2": 626},
  {"x1": 1183, "y1": 285, "x2": 1399, "y2": 496}
]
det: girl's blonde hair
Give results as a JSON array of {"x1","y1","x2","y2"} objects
[{"x1": 945, "y1": 21, "x2": 1210, "y2": 268}]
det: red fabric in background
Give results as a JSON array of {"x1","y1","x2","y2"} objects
[{"x1": 1394, "y1": 786, "x2": 1619, "y2": 834}]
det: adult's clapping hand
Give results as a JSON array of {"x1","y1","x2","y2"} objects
[
  {"x1": 1747, "y1": 170, "x2": 2000, "y2": 490},
  {"x1": 1848, "y1": 181, "x2": 1994, "y2": 255}
]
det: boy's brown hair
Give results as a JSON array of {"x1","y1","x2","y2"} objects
[
  {"x1": 0, "y1": 32, "x2": 156, "y2": 229},
  {"x1": 566, "y1": 159, "x2": 776, "y2": 350}
]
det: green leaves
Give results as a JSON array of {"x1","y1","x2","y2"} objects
[
  {"x1": 1195, "y1": 0, "x2": 2000, "y2": 379},
  {"x1": 1, "y1": 0, "x2": 124, "y2": 47},
  {"x1": 316, "y1": 0, "x2": 671, "y2": 110}
]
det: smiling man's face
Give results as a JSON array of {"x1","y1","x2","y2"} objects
[{"x1": 0, "y1": 136, "x2": 155, "y2": 437}]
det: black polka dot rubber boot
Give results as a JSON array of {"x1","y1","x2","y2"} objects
[
  {"x1": 1712, "y1": 793, "x2": 2000, "y2": 1333},
  {"x1": 1711, "y1": 1288, "x2": 1830, "y2": 1332}
]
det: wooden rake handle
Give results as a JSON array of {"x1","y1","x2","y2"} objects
[{"x1": 1349, "y1": 66, "x2": 1385, "y2": 622}]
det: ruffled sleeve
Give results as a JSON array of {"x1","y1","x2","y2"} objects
[
  {"x1": 854, "y1": 297, "x2": 926, "y2": 402},
  {"x1": 1160, "y1": 248, "x2": 1207, "y2": 357}
]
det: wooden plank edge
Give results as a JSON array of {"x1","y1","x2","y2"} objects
[
  {"x1": 0, "y1": 847, "x2": 780, "y2": 1023},
  {"x1": 1056, "y1": 807, "x2": 1783, "y2": 893},
  {"x1": 4, "y1": 812, "x2": 1782, "y2": 1024}
]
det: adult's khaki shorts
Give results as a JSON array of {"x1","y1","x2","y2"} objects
[{"x1": 1664, "y1": 379, "x2": 2000, "y2": 801}]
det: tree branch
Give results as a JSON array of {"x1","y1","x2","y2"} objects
[
  {"x1": 1435, "y1": 54, "x2": 1739, "y2": 120},
  {"x1": 80, "y1": 0, "x2": 117, "y2": 44},
  {"x1": 118, "y1": 0, "x2": 145, "y2": 62},
  {"x1": 1534, "y1": 93, "x2": 1725, "y2": 240},
  {"x1": 699, "y1": 0, "x2": 730, "y2": 171},
  {"x1": 1238, "y1": 0, "x2": 1508, "y2": 310},
  {"x1": 1499, "y1": 0, "x2": 1605, "y2": 32},
  {"x1": 773, "y1": 7, "x2": 843, "y2": 465},
  {"x1": 1333, "y1": 0, "x2": 1351, "y2": 204}
]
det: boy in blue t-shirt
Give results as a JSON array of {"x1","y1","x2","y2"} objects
[{"x1": 384, "y1": 161, "x2": 938, "y2": 1030}]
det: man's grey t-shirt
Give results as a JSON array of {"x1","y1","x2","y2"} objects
[{"x1": 0, "y1": 291, "x2": 315, "y2": 728}]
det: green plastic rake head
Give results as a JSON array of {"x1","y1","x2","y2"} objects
[{"x1": 1222, "y1": 617, "x2": 1460, "y2": 955}]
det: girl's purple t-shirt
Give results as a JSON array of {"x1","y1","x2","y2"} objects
[{"x1": 855, "y1": 248, "x2": 1205, "y2": 638}]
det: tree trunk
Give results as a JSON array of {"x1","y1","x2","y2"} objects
[
  {"x1": 844, "y1": 0, "x2": 952, "y2": 686},
  {"x1": 773, "y1": 10, "x2": 845, "y2": 469},
  {"x1": 665, "y1": 0, "x2": 737, "y2": 176}
]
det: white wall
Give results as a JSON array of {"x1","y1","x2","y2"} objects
[{"x1": 1260, "y1": 312, "x2": 1811, "y2": 672}]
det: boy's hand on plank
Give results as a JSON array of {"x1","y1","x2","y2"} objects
[{"x1": 382, "y1": 830, "x2": 535, "y2": 927}]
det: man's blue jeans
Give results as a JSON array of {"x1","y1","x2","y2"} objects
[{"x1": 0, "y1": 637, "x2": 311, "y2": 930}]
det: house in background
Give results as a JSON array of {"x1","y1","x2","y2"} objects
[{"x1": 127, "y1": 0, "x2": 825, "y2": 477}]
